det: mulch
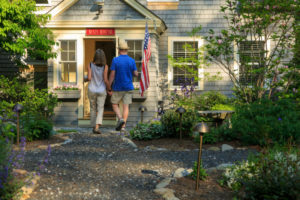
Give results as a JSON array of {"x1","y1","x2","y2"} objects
[{"x1": 168, "y1": 170, "x2": 234, "y2": 200}]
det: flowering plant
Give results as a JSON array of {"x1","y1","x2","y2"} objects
[
  {"x1": 220, "y1": 147, "x2": 300, "y2": 199},
  {"x1": 53, "y1": 85, "x2": 79, "y2": 90},
  {"x1": 0, "y1": 119, "x2": 52, "y2": 200}
]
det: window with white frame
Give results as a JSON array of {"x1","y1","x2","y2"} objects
[
  {"x1": 239, "y1": 41, "x2": 265, "y2": 85},
  {"x1": 127, "y1": 40, "x2": 143, "y2": 82},
  {"x1": 35, "y1": 0, "x2": 51, "y2": 6},
  {"x1": 172, "y1": 41, "x2": 199, "y2": 86},
  {"x1": 60, "y1": 40, "x2": 77, "y2": 84}
]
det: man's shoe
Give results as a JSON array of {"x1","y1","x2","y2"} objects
[
  {"x1": 115, "y1": 119, "x2": 125, "y2": 131},
  {"x1": 93, "y1": 128, "x2": 102, "y2": 134}
]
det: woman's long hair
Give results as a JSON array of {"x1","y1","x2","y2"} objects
[{"x1": 93, "y1": 49, "x2": 106, "y2": 67}]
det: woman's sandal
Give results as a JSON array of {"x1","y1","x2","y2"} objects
[{"x1": 93, "y1": 128, "x2": 102, "y2": 134}]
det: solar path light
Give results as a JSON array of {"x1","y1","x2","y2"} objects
[
  {"x1": 194, "y1": 122, "x2": 210, "y2": 191},
  {"x1": 13, "y1": 103, "x2": 23, "y2": 145},
  {"x1": 138, "y1": 105, "x2": 147, "y2": 123},
  {"x1": 176, "y1": 107, "x2": 186, "y2": 140}
]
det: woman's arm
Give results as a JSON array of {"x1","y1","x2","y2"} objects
[
  {"x1": 87, "y1": 63, "x2": 92, "y2": 81},
  {"x1": 103, "y1": 64, "x2": 110, "y2": 89}
]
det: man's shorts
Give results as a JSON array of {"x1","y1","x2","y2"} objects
[{"x1": 111, "y1": 90, "x2": 133, "y2": 105}]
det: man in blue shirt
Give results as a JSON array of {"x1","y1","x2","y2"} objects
[{"x1": 108, "y1": 40, "x2": 138, "y2": 131}]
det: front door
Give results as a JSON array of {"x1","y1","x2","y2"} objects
[{"x1": 83, "y1": 39, "x2": 116, "y2": 120}]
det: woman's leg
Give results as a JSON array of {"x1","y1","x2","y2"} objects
[
  {"x1": 95, "y1": 93, "x2": 107, "y2": 127},
  {"x1": 88, "y1": 90, "x2": 97, "y2": 128}
]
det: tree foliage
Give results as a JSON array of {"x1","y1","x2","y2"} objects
[
  {"x1": 0, "y1": 0, "x2": 56, "y2": 65},
  {"x1": 203, "y1": 0, "x2": 300, "y2": 103}
]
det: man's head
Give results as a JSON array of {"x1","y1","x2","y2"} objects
[{"x1": 118, "y1": 40, "x2": 129, "y2": 55}]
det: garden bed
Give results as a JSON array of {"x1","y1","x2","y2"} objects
[
  {"x1": 133, "y1": 138, "x2": 261, "y2": 152},
  {"x1": 14, "y1": 134, "x2": 71, "y2": 150},
  {"x1": 168, "y1": 170, "x2": 234, "y2": 200}
]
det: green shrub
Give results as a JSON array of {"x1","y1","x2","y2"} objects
[
  {"x1": 221, "y1": 147, "x2": 300, "y2": 199},
  {"x1": 218, "y1": 98, "x2": 300, "y2": 146},
  {"x1": 161, "y1": 109, "x2": 197, "y2": 137},
  {"x1": 130, "y1": 121, "x2": 163, "y2": 140},
  {"x1": 0, "y1": 76, "x2": 58, "y2": 119},
  {"x1": 22, "y1": 117, "x2": 53, "y2": 141},
  {"x1": 194, "y1": 91, "x2": 228, "y2": 111},
  {"x1": 194, "y1": 129, "x2": 219, "y2": 144},
  {"x1": 0, "y1": 76, "x2": 58, "y2": 141},
  {"x1": 190, "y1": 161, "x2": 208, "y2": 180}
]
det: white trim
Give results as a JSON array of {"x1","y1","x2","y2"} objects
[{"x1": 168, "y1": 36, "x2": 204, "y2": 90}]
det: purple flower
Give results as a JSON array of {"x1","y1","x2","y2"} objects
[
  {"x1": 10, "y1": 128, "x2": 14, "y2": 132},
  {"x1": 217, "y1": 39, "x2": 223, "y2": 44},
  {"x1": 278, "y1": 117, "x2": 282, "y2": 121},
  {"x1": 47, "y1": 144, "x2": 51, "y2": 154},
  {"x1": 293, "y1": 88, "x2": 297, "y2": 93}
]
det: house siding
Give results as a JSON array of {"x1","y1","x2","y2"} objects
[
  {"x1": 54, "y1": 0, "x2": 144, "y2": 21},
  {"x1": 0, "y1": 51, "x2": 19, "y2": 77},
  {"x1": 138, "y1": 0, "x2": 234, "y2": 100},
  {"x1": 53, "y1": 101, "x2": 78, "y2": 126}
]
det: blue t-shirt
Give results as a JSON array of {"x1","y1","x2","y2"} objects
[{"x1": 110, "y1": 55, "x2": 137, "y2": 91}]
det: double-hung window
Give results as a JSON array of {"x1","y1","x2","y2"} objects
[
  {"x1": 60, "y1": 40, "x2": 77, "y2": 84},
  {"x1": 172, "y1": 41, "x2": 199, "y2": 86},
  {"x1": 35, "y1": 0, "x2": 51, "y2": 6},
  {"x1": 238, "y1": 41, "x2": 265, "y2": 85},
  {"x1": 127, "y1": 40, "x2": 143, "y2": 82}
]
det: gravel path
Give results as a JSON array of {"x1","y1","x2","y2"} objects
[{"x1": 24, "y1": 128, "x2": 255, "y2": 200}]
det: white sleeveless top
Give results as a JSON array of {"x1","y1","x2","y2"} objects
[{"x1": 88, "y1": 63, "x2": 106, "y2": 94}]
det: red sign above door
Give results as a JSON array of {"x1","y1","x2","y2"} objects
[{"x1": 86, "y1": 28, "x2": 115, "y2": 36}]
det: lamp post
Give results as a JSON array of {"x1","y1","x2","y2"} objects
[
  {"x1": 176, "y1": 107, "x2": 186, "y2": 140},
  {"x1": 138, "y1": 106, "x2": 147, "y2": 123},
  {"x1": 13, "y1": 103, "x2": 23, "y2": 145},
  {"x1": 194, "y1": 122, "x2": 210, "y2": 191},
  {"x1": 94, "y1": 0, "x2": 104, "y2": 15},
  {"x1": 44, "y1": 106, "x2": 48, "y2": 119}
]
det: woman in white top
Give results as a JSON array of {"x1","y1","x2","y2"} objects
[{"x1": 87, "y1": 49, "x2": 109, "y2": 134}]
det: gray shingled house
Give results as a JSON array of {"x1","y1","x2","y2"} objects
[{"x1": 2, "y1": 0, "x2": 236, "y2": 127}]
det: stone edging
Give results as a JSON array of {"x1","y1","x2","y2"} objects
[
  {"x1": 13, "y1": 169, "x2": 40, "y2": 200},
  {"x1": 37, "y1": 135, "x2": 72, "y2": 150}
]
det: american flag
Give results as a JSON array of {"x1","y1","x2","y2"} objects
[{"x1": 139, "y1": 22, "x2": 151, "y2": 96}]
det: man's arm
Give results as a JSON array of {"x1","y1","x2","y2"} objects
[{"x1": 108, "y1": 70, "x2": 115, "y2": 91}]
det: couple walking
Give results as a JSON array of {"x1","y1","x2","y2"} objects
[{"x1": 87, "y1": 40, "x2": 138, "y2": 134}]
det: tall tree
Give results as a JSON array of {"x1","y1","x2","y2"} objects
[
  {"x1": 204, "y1": 0, "x2": 299, "y2": 103},
  {"x1": 0, "y1": 0, "x2": 56, "y2": 66}
]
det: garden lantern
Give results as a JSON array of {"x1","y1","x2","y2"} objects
[
  {"x1": 194, "y1": 122, "x2": 210, "y2": 191},
  {"x1": 138, "y1": 105, "x2": 147, "y2": 123},
  {"x1": 44, "y1": 106, "x2": 48, "y2": 118},
  {"x1": 176, "y1": 107, "x2": 186, "y2": 140},
  {"x1": 13, "y1": 103, "x2": 23, "y2": 145}
]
